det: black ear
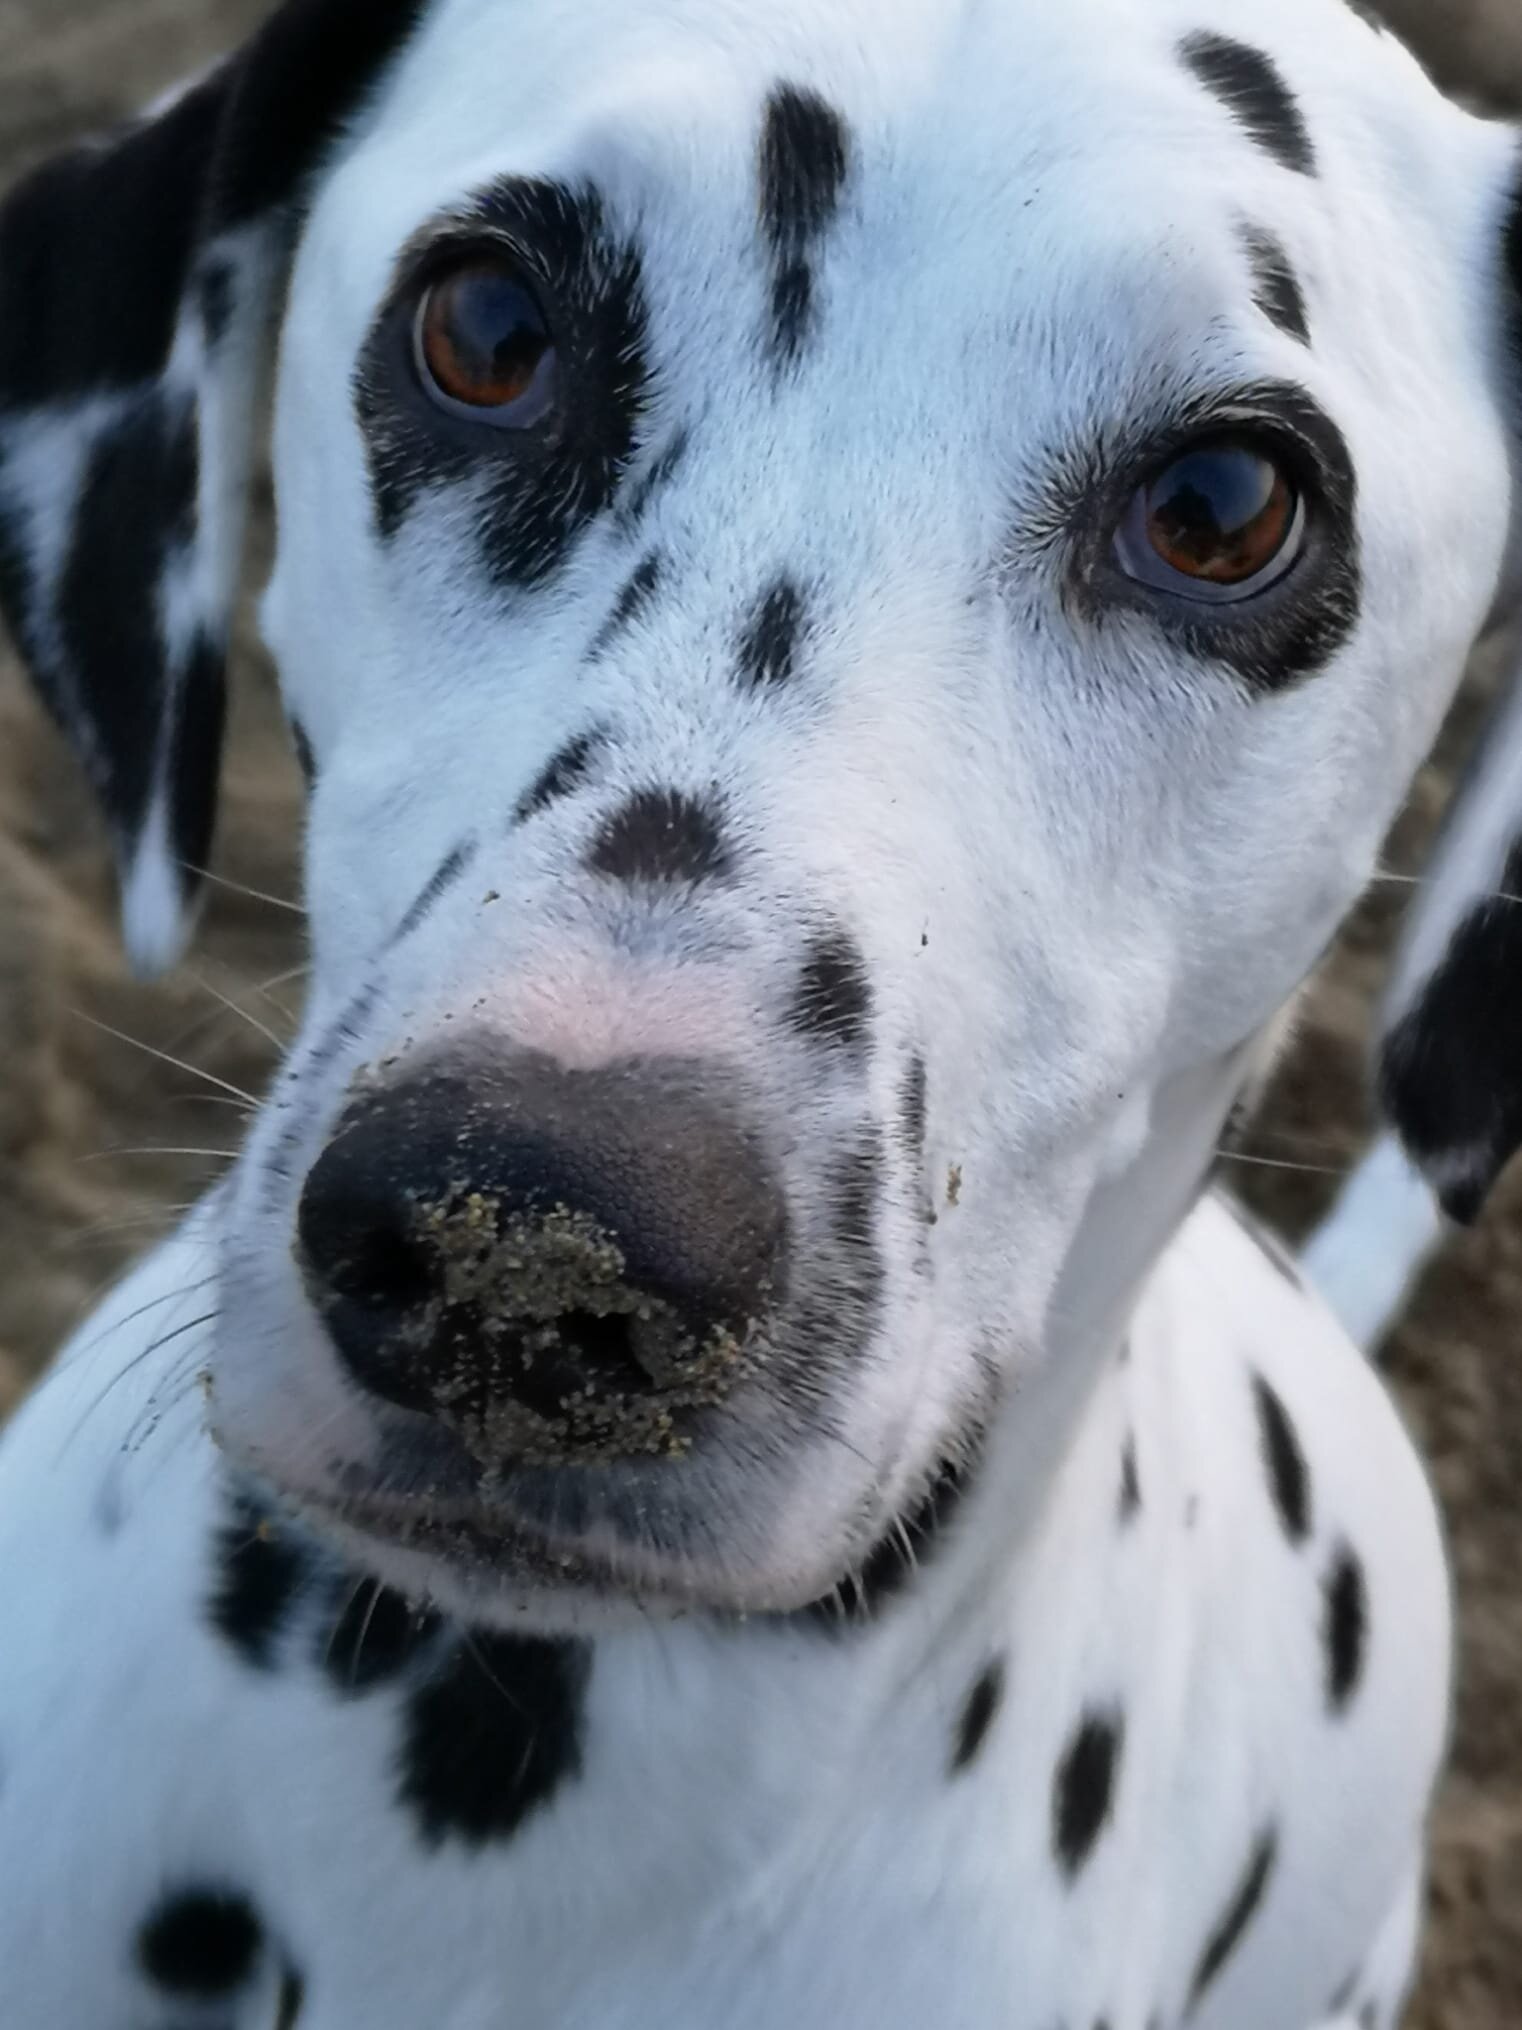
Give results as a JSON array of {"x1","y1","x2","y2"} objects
[{"x1": 0, "y1": 0, "x2": 424, "y2": 973}]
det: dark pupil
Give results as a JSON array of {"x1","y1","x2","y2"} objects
[
  {"x1": 1148, "y1": 448, "x2": 1276, "y2": 568},
  {"x1": 451, "y1": 269, "x2": 547, "y2": 388}
]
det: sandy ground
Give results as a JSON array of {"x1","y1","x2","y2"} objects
[{"x1": 2, "y1": 2, "x2": 1522, "y2": 2022}]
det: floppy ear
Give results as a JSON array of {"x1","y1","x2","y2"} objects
[{"x1": 0, "y1": 0, "x2": 424, "y2": 974}]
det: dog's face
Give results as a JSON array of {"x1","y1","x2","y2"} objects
[{"x1": 2, "y1": 0, "x2": 1518, "y2": 1619}]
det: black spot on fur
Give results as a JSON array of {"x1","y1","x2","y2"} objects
[
  {"x1": 276, "y1": 1964, "x2": 306, "y2": 2030},
  {"x1": 398, "y1": 1630, "x2": 590, "y2": 1846},
  {"x1": 290, "y1": 718, "x2": 317, "y2": 787},
  {"x1": 1241, "y1": 224, "x2": 1310, "y2": 343},
  {"x1": 208, "y1": 1487, "x2": 311, "y2": 1670},
  {"x1": 1118, "y1": 1434, "x2": 1141, "y2": 1523},
  {"x1": 951, "y1": 1658, "x2": 1006, "y2": 1773},
  {"x1": 138, "y1": 1887, "x2": 262, "y2": 1997},
  {"x1": 357, "y1": 180, "x2": 649, "y2": 585},
  {"x1": 590, "y1": 551, "x2": 663, "y2": 657},
  {"x1": 587, "y1": 787, "x2": 732, "y2": 883},
  {"x1": 789, "y1": 932, "x2": 871, "y2": 1047},
  {"x1": 757, "y1": 84, "x2": 851, "y2": 363},
  {"x1": 168, "y1": 631, "x2": 228, "y2": 887},
  {"x1": 196, "y1": 256, "x2": 236, "y2": 347},
  {"x1": 1380, "y1": 837, "x2": 1522, "y2": 1222},
  {"x1": 1252, "y1": 1372, "x2": 1310, "y2": 1544},
  {"x1": 386, "y1": 838, "x2": 477, "y2": 948},
  {"x1": 1187, "y1": 1825, "x2": 1278, "y2": 2013},
  {"x1": 1179, "y1": 33, "x2": 1316, "y2": 175},
  {"x1": 319, "y1": 1577, "x2": 443, "y2": 1694},
  {"x1": 737, "y1": 576, "x2": 805, "y2": 688},
  {"x1": 1324, "y1": 1541, "x2": 1368, "y2": 1713},
  {"x1": 1053, "y1": 1710, "x2": 1124, "y2": 1880},
  {"x1": 515, "y1": 728, "x2": 607, "y2": 822},
  {"x1": 902, "y1": 1055, "x2": 928, "y2": 1157}
]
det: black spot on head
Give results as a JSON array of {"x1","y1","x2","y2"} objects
[
  {"x1": 587, "y1": 787, "x2": 732, "y2": 883},
  {"x1": 1053, "y1": 1710, "x2": 1124, "y2": 1880},
  {"x1": 1187, "y1": 1825, "x2": 1278, "y2": 2013},
  {"x1": 1324, "y1": 1541, "x2": 1367, "y2": 1713},
  {"x1": 386, "y1": 838, "x2": 477, "y2": 948},
  {"x1": 398, "y1": 1629, "x2": 590, "y2": 1846},
  {"x1": 138, "y1": 1887, "x2": 262, "y2": 1997},
  {"x1": 901, "y1": 1055, "x2": 928, "y2": 1158},
  {"x1": 789, "y1": 931, "x2": 871, "y2": 1048},
  {"x1": 1240, "y1": 224, "x2": 1310, "y2": 343},
  {"x1": 208, "y1": 1486, "x2": 311, "y2": 1670},
  {"x1": 318, "y1": 1576, "x2": 444, "y2": 1694},
  {"x1": 737, "y1": 576, "x2": 806, "y2": 688},
  {"x1": 1118, "y1": 1434, "x2": 1141, "y2": 1524},
  {"x1": 951, "y1": 1657, "x2": 1006, "y2": 1773},
  {"x1": 757, "y1": 84, "x2": 851, "y2": 362},
  {"x1": 357, "y1": 179, "x2": 649, "y2": 584},
  {"x1": 1179, "y1": 33, "x2": 1316, "y2": 175},
  {"x1": 1379, "y1": 836, "x2": 1522, "y2": 1223},
  {"x1": 589, "y1": 550, "x2": 663, "y2": 657},
  {"x1": 1252, "y1": 1372, "x2": 1310, "y2": 1544},
  {"x1": 290, "y1": 717, "x2": 317, "y2": 787},
  {"x1": 515, "y1": 727, "x2": 607, "y2": 823}
]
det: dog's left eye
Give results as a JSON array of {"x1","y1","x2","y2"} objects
[
  {"x1": 413, "y1": 255, "x2": 558, "y2": 426},
  {"x1": 1113, "y1": 440, "x2": 1303, "y2": 601}
]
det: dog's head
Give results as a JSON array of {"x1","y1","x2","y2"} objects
[{"x1": 3, "y1": 0, "x2": 1518, "y2": 1619}]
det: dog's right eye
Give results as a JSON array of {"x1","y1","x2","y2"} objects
[{"x1": 413, "y1": 256, "x2": 558, "y2": 427}]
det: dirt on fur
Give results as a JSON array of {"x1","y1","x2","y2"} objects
[{"x1": 2, "y1": 3, "x2": 1522, "y2": 2022}]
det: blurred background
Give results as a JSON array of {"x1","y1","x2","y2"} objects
[{"x1": 0, "y1": 1, "x2": 1520, "y2": 2021}]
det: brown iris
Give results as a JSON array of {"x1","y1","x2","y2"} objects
[
  {"x1": 1116, "y1": 440, "x2": 1302, "y2": 599},
  {"x1": 414, "y1": 256, "x2": 557, "y2": 424}
]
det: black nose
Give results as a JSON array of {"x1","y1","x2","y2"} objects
[{"x1": 296, "y1": 1052, "x2": 787, "y2": 1464}]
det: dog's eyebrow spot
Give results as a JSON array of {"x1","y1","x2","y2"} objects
[
  {"x1": 207, "y1": 1486, "x2": 313, "y2": 1670},
  {"x1": 1323, "y1": 1541, "x2": 1368, "y2": 1714},
  {"x1": 758, "y1": 83, "x2": 851, "y2": 363},
  {"x1": 1252, "y1": 1372, "x2": 1311, "y2": 1544},
  {"x1": 387, "y1": 838, "x2": 478, "y2": 948},
  {"x1": 1052, "y1": 1709, "x2": 1124, "y2": 1880},
  {"x1": 317, "y1": 1575, "x2": 444, "y2": 1694},
  {"x1": 788, "y1": 931, "x2": 872, "y2": 1047},
  {"x1": 737, "y1": 576, "x2": 806, "y2": 688},
  {"x1": 589, "y1": 551, "x2": 664, "y2": 659},
  {"x1": 1240, "y1": 224, "x2": 1310, "y2": 344},
  {"x1": 951, "y1": 1657, "x2": 1007, "y2": 1774},
  {"x1": 398, "y1": 1629, "x2": 590, "y2": 1846},
  {"x1": 587, "y1": 787, "x2": 734, "y2": 883},
  {"x1": 1179, "y1": 32, "x2": 1316, "y2": 176},
  {"x1": 515, "y1": 728, "x2": 609, "y2": 824},
  {"x1": 138, "y1": 1886, "x2": 264, "y2": 1998},
  {"x1": 1186, "y1": 1825, "x2": 1279, "y2": 2013}
]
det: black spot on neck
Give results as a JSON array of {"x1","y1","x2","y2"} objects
[
  {"x1": 951, "y1": 1657, "x2": 1006, "y2": 1773},
  {"x1": 589, "y1": 550, "x2": 664, "y2": 658},
  {"x1": 587, "y1": 787, "x2": 733, "y2": 883},
  {"x1": 1323, "y1": 1541, "x2": 1367, "y2": 1713},
  {"x1": 138, "y1": 1887, "x2": 263, "y2": 1997},
  {"x1": 398, "y1": 1629, "x2": 590, "y2": 1846},
  {"x1": 318, "y1": 1575, "x2": 444, "y2": 1694},
  {"x1": 516, "y1": 727, "x2": 608, "y2": 823},
  {"x1": 1118, "y1": 1434, "x2": 1141, "y2": 1523},
  {"x1": 1240, "y1": 224, "x2": 1310, "y2": 343},
  {"x1": 1180, "y1": 33, "x2": 1316, "y2": 176},
  {"x1": 1252, "y1": 1372, "x2": 1311, "y2": 1544},
  {"x1": 1053, "y1": 1709, "x2": 1124, "y2": 1880},
  {"x1": 208, "y1": 1485, "x2": 313, "y2": 1670},
  {"x1": 757, "y1": 84, "x2": 851, "y2": 364},
  {"x1": 789, "y1": 931, "x2": 871, "y2": 1048},
  {"x1": 737, "y1": 576, "x2": 806, "y2": 687},
  {"x1": 1187, "y1": 1825, "x2": 1278, "y2": 2013}
]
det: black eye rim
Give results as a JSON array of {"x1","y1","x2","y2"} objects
[
  {"x1": 402, "y1": 236, "x2": 563, "y2": 433},
  {"x1": 1112, "y1": 436, "x2": 1308, "y2": 606}
]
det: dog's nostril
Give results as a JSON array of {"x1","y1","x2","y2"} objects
[
  {"x1": 327, "y1": 1230, "x2": 434, "y2": 1316},
  {"x1": 557, "y1": 1310, "x2": 657, "y2": 1395}
]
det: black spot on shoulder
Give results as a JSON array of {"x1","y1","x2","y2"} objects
[
  {"x1": 386, "y1": 838, "x2": 477, "y2": 948},
  {"x1": 208, "y1": 1486, "x2": 311, "y2": 1670},
  {"x1": 1240, "y1": 224, "x2": 1310, "y2": 344},
  {"x1": 587, "y1": 787, "x2": 733, "y2": 883},
  {"x1": 398, "y1": 1629, "x2": 590, "y2": 1846},
  {"x1": 951, "y1": 1657, "x2": 1006, "y2": 1773},
  {"x1": 515, "y1": 727, "x2": 607, "y2": 822},
  {"x1": 1180, "y1": 33, "x2": 1316, "y2": 175},
  {"x1": 1252, "y1": 1372, "x2": 1311, "y2": 1544},
  {"x1": 589, "y1": 550, "x2": 663, "y2": 657},
  {"x1": 1187, "y1": 1824, "x2": 1278, "y2": 2013},
  {"x1": 138, "y1": 1887, "x2": 262, "y2": 1997},
  {"x1": 737, "y1": 576, "x2": 806, "y2": 688},
  {"x1": 1324, "y1": 1541, "x2": 1367, "y2": 1713},
  {"x1": 758, "y1": 84, "x2": 851, "y2": 363},
  {"x1": 318, "y1": 1576, "x2": 444, "y2": 1694},
  {"x1": 1118, "y1": 1434, "x2": 1141, "y2": 1523},
  {"x1": 1053, "y1": 1709, "x2": 1124, "y2": 1880},
  {"x1": 789, "y1": 931, "x2": 871, "y2": 1047}
]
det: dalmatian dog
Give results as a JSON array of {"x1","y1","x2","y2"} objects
[{"x1": 0, "y1": 0, "x2": 1516, "y2": 2022}]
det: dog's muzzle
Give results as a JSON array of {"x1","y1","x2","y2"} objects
[{"x1": 295, "y1": 1051, "x2": 789, "y2": 1468}]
